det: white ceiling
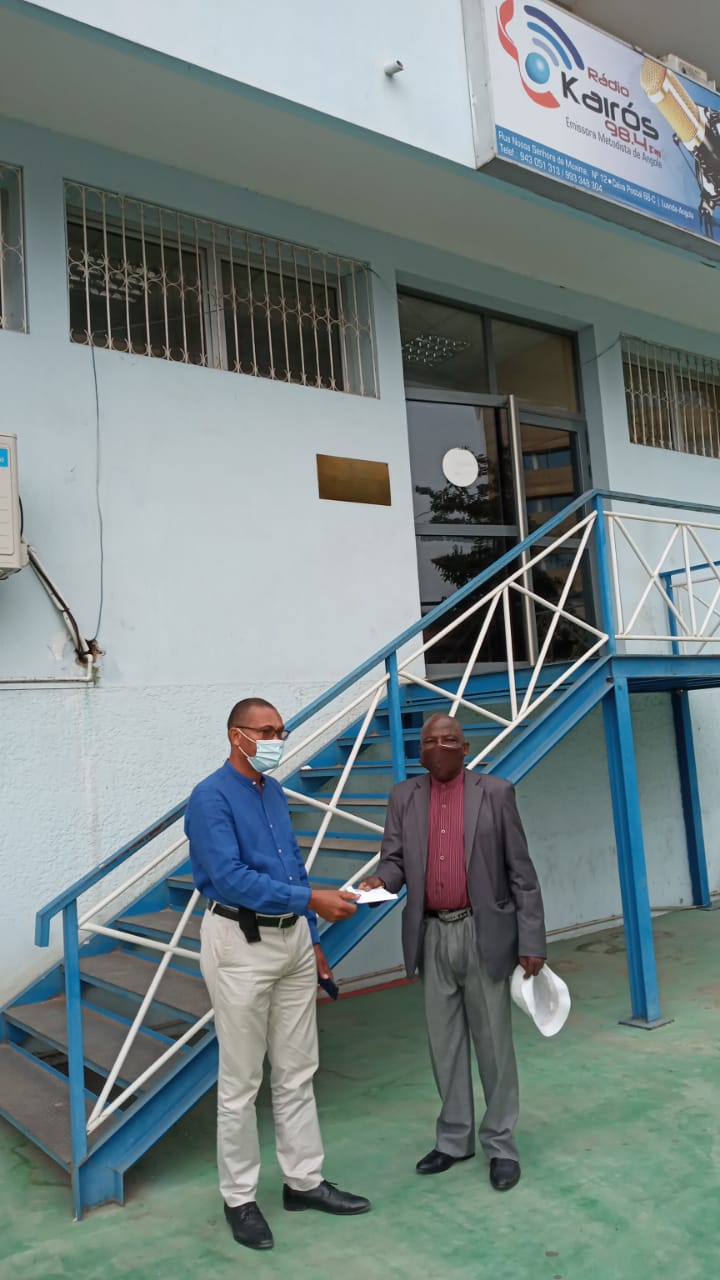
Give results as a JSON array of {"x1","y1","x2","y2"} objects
[
  {"x1": 556, "y1": 0, "x2": 720, "y2": 86},
  {"x1": 2, "y1": 5, "x2": 720, "y2": 336}
]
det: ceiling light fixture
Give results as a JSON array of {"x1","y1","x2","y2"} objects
[{"x1": 402, "y1": 334, "x2": 471, "y2": 368}]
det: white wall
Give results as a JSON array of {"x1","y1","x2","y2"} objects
[
  {"x1": 1, "y1": 110, "x2": 718, "y2": 1003},
  {"x1": 22, "y1": 0, "x2": 476, "y2": 166},
  {"x1": 0, "y1": 117, "x2": 423, "y2": 998}
]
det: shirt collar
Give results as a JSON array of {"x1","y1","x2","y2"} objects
[
  {"x1": 222, "y1": 759, "x2": 264, "y2": 792},
  {"x1": 430, "y1": 768, "x2": 466, "y2": 793}
]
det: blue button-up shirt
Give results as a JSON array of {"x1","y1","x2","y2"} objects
[{"x1": 185, "y1": 761, "x2": 319, "y2": 944}]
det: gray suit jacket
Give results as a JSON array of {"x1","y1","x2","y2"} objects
[{"x1": 376, "y1": 771, "x2": 546, "y2": 982}]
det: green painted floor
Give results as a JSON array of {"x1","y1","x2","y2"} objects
[{"x1": 2, "y1": 909, "x2": 720, "y2": 1280}]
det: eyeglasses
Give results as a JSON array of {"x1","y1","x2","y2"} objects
[{"x1": 235, "y1": 724, "x2": 290, "y2": 741}]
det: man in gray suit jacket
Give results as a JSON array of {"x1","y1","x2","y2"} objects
[{"x1": 360, "y1": 713, "x2": 545, "y2": 1192}]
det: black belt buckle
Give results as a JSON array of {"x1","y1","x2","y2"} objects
[{"x1": 257, "y1": 913, "x2": 298, "y2": 930}]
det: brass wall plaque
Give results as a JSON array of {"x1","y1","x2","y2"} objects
[{"x1": 316, "y1": 454, "x2": 391, "y2": 506}]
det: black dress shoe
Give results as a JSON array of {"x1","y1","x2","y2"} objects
[
  {"x1": 283, "y1": 1180, "x2": 371, "y2": 1215},
  {"x1": 416, "y1": 1148, "x2": 475, "y2": 1175},
  {"x1": 489, "y1": 1158, "x2": 521, "y2": 1191},
  {"x1": 223, "y1": 1201, "x2": 274, "y2": 1249}
]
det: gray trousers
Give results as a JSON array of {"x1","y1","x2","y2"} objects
[{"x1": 422, "y1": 915, "x2": 519, "y2": 1162}]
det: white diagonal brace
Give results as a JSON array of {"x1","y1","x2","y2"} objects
[
  {"x1": 86, "y1": 887, "x2": 201, "y2": 1129},
  {"x1": 303, "y1": 684, "x2": 384, "y2": 875},
  {"x1": 519, "y1": 515, "x2": 595, "y2": 715},
  {"x1": 612, "y1": 519, "x2": 687, "y2": 637},
  {"x1": 449, "y1": 591, "x2": 502, "y2": 716}
]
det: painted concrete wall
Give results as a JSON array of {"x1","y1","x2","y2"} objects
[
  {"x1": 22, "y1": 0, "x2": 476, "y2": 166},
  {"x1": 1, "y1": 112, "x2": 718, "y2": 1002},
  {"x1": 0, "y1": 116, "x2": 423, "y2": 999}
]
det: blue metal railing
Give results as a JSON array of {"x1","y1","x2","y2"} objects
[
  {"x1": 34, "y1": 486, "x2": 603, "y2": 944},
  {"x1": 35, "y1": 484, "x2": 720, "y2": 941}
]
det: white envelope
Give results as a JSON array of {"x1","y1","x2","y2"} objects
[{"x1": 346, "y1": 886, "x2": 398, "y2": 905}]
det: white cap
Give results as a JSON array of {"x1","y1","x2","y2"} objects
[{"x1": 510, "y1": 963, "x2": 570, "y2": 1037}]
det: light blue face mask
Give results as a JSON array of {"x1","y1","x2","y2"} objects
[{"x1": 238, "y1": 732, "x2": 285, "y2": 774}]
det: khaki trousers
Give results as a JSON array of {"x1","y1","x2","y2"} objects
[{"x1": 200, "y1": 910, "x2": 324, "y2": 1206}]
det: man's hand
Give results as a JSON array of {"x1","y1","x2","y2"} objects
[
  {"x1": 358, "y1": 876, "x2": 384, "y2": 891},
  {"x1": 519, "y1": 956, "x2": 545, "y2": 979},
  {"x1": 308, "y1": 888, "x2": 359, "y2": 923},
  {"x1": 313, "y1": 944, "x2": 333, "y2": 982}
]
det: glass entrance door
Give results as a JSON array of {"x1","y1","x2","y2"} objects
[
  {"x1": 518, "y1": 414, "x2": 591, "y2": 663},
  {"x1": 407, "y1": 394, "x2": 590, "y2": 671},
  {"x1": 407, "y1": 393, "x2": 526, "y2": 668}
]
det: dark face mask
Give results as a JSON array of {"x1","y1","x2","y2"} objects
[{"x1": 420, "y1": 740, "x2": 466, "y2": 781}]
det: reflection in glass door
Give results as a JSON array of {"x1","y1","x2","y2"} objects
[
  {"x1": 407, "y1": 396, "x2": 528, "y2": 669},
  {"x1": 519, "y1": 417, "x2": 590, "y2": 664},
  {"x1": 407, "y1": 397, "x2": 591, "y2": 671}
]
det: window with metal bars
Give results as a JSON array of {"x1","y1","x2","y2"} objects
[
  {"x1": 0, "y1": 162, "x2": 27, "y2": 334},
  {"x1": 622, "y1": 337, "x2": 720, "y2": 458},
  {"x1": 65, "y1": 182, "x2": 378, "y2": 397}
]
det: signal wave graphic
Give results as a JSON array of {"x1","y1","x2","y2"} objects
[{"x1": 497, "y1": 0, "x2": 585, "y2": 109}]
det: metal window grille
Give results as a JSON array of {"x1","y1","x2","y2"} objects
[
  {"x1": 623, "y1": 336, "x2": 720, "y2": 457},
  {"x1": 0, "y1": 162, "x2": 27, "y2": 334},
  {"x1": 65, "y1": 182, "x2": 378, "y2": 397}
]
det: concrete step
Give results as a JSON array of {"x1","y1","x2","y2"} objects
[
  {"x1": 288, "y1": 797, "x2": 388, "y2": 809},
  {"x1": 296, "y1": 835, "x2": 378, "y2": 854},
  {"x1": 0, "y1": 1043, "x2": 92, "y2": 1168},
  {"x1": 115, "y1": 909, "x2": 202, "y2": 945},
  {"x1": 78, "y1": 953, "x2": 210, "y2": 1020},
  {"x1": 7, "y1": 997, "x2": 175, "y2": 1091},
  {"x1": 337, "y1": 721, "x2": 516, "y2": 746}
]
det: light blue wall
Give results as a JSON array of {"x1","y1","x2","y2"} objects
[{"x1": 0, "y1": 113, "x2": 717, "y2": 999}]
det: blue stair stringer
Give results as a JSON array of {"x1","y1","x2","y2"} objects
[{"x1": 5, "y1": 487, "x2": 720, "y2": 1215}]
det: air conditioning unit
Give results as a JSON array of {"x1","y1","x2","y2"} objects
[
  {"x1": 0, "y1": 432, "x2": 29, "y2": 579},
  {"x1": 659, "y1": 53, "x2": 716, "y2": 91}
]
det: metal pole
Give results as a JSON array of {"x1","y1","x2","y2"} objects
[
  {"x1": 385, "y1": 651, "x2": 407, "y2": 783},
  {"x1": 62, "y1": 901, "x2": 88, "y2": 1219},
  {"x1": 593, "y1": 493, "x2": 616, "y2": 652},
  {"x1": 507, "y1": 395, "x2": 538, "y2": 665},
  {"x1": 602, "y1": 677, "x2": 668, "y2": 1028},
  {"x1": 671, "y1": 689, "x2": 711, "y2": 908},
  {"x1": 662, "y1": 572, "x2": 680, "y2": 658}
]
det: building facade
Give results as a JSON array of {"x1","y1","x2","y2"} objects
[{"x1": 2, "y1": 0, "x2": 720, "y2": 1003}]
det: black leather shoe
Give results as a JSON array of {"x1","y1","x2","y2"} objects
[
  {"x1": 224, "y1": 1201, "x2": 274, "y2": 1249},
  {"x1": 283, "y1": 1180, "x2": 371, "y2": 1215},
  {"x1": 489, "y1": 1158, "x2": 521, "y2": 1191},
  {"x1": 416, "y1": 1148, "x2": 475, "y2": 1175}
]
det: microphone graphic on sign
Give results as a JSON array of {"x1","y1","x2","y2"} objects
[{"x1": 641, "y1": 58, "x2": 720, "y2": 237}]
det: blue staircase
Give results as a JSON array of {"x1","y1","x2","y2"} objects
[{"x1": 2, "y1": 489, "x2": 720, "y2": 1216}]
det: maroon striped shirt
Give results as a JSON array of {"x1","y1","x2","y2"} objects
[{"x1": 425, "y1": 770, "x2": 470, "y2": 910}]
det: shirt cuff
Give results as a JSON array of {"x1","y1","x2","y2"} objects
[{"x1": 289, "y1": 883, "x2": 312, "y2": 916}]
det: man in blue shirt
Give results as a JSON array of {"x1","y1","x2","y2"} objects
[{"x1": 185, "y1": 696, "x2": 370, "y2": 1251}]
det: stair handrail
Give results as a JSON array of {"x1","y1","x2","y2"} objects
[
  {"x1": 34, "y1": 484, "x2": 720, "y2": 943},
  {"x1": 34, "y1": 487, "x2": 601, "y2": 944}
]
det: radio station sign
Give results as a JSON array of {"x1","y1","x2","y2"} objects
[{"x1": 480, "y1": 0, "x2": 720, "y2": 245}]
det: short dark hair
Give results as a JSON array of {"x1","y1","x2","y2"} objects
[
  {"x1": 421, "y1": 713, "x2": 464, "y2": 740},
  {"x1": 227, "y1": 697, "x2": 277, "y2": 732}
]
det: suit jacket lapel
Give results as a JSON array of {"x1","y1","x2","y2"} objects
[
  {"x1": 411, "y1": 773, "x2": 431, "y2": 871},
  {"x1": 463, "y1": 771, "x2": 486, "y2": 868}
]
